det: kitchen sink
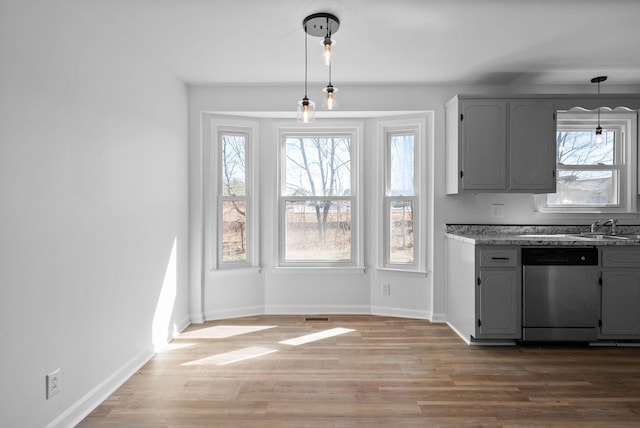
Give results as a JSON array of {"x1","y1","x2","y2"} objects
[
  {"x1": 517, "y1": 233, "x2": 633, "y2": 241},
  {"x1": 568, "y1": 233, "x2": 630, "y2": 240},
  {"x1": 518, "y1": 234, "x2": 592, "y2": 240}
]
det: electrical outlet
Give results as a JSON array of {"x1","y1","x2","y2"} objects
[
  {"x1": 382, "y1": 283, "x2": 391, "y2": 296},
  {"x1": 491, "y1": 204, "x2": 505, "y2": 218},
  {"x1": 46, "y1": 369, "x2": 61, "y2": 399}
]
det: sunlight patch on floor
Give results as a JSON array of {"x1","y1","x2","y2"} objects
[
  {"x1": 278, "y1": 327, "x2": 355, "y2": 346},
  {"x1": 181, "y1": 346, "x2": 278, "y2": 366},
  {"x1": 179, "y1": 325, "x2": 277, "y2": 339},
  {"x1": 156, "y1": 342, "x2": 196, "y2": 353}
]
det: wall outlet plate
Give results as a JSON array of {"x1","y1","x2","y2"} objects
[
  {"x1": 491, "y1": 204, "x2": 505, "y2": 218},
  {"x1": 46, "y1": 369, "x2": 61, "y2": 399},
  {"x1": 382, "y1": 283, "x2": 391, "y2": 296}
]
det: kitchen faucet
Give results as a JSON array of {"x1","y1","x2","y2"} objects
[
  {"x1": 590, "y1": 220, "x2": 600, "y2": 233},
  {"x1": 601, "y1": 218, "x2": 618, "y2": 235}
]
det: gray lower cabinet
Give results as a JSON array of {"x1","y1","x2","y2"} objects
[
  {"x1": 476, "y1": 248, "x2": 522, "y2": 339},
  {"x1": 600, "y1": 248, "x2": 640, "y2": 339},
  {"x1": 446, "y1": 238, "x2": 521, "y2": 343}
]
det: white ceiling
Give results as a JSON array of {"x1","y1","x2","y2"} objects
[{"x1": 44, "y1": 0, "x2": 640, "y2": 86}]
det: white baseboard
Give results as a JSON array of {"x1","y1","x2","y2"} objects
[
  {"x1": 430, "y1": 312, "x2": 448, "y2": 323},
  {"x1": 370, "y1": 305, "x2": 431, "y2": 320},
  {"x1": 204, "y1": 305, "x2": 433, "y2": 320},
  {"x1": 446, "y1": 321, "x2": 471, "y2": 345},
  {"x1": 48, "y1": 317, "x2": 191, "y2": 428},
  {"x1": 189, "y1": 311, "x2": 205, "y2": 324},
  {"x1": 264, "y1": 304, "x2": 371, "y2": 315},
  {"x1": 46, "y1": 348, "x2": 154, "y2": 428},
  {"x1": 204, "y1": 305, "x2": 264, "y2": 321}
]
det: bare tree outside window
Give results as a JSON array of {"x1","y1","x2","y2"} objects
[
  {"x1": 220, "y1": 134, "x2": 247, "y2": 262},
  {"x1": 284, "y1": 136, "x2": 352, "y2": 261},
  {"x1": 548, "y1": 129, "x2": 618, "y2": 206},
  {"x1": 387, "y1": 134, "x2": 415, "y2": 265}
]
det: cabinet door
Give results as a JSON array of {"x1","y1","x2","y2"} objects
[
  {"x1": 601, "y1": 271, "x2": 640, "y2": 338},
  {"x1": 460, "y1": 100, "x2": 507, "y2": 191},
  {"x1": 476, "y1": 269, "x2": 521, "y2": 339},
  {"x1": 509, "y1": 100, "x2": 556, "y2": 192}
]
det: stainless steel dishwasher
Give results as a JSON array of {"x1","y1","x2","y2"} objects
[{"x1": 522, "y1": 247, "x2": 599, "y2": 342}]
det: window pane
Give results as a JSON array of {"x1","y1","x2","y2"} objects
[
  {"x1": 556, "y1": 130, "x2": 614, "y2": 165},
  {"x1": 548, "y1": 170, "x2": 617, "y2": 205},
  {"x1": 285, "y1": 137, "x2": 351, "y2": 197},
  {"x1": 389, "y1": 199, "x2": 413, "y2": 264},
  {"x1": 284, "y1": 200, "x2": 351, "y2": 261},
  {"x1": 222, "y1": 134, "x2": 246, "y2": 196},
  {"x1": 221, "y1": 200, "x2": 246, "y2": 262},
  {"x1": 390, "y1": 134, "x2": 414, "y2": 195}
]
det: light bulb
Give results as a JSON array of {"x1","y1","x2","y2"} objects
[
  {"x1": 326, "y1": 91, "x2": 335, "y2": 110},
  {"x1": 322, "y1": 84, "x2": 338, "y2": 110},
  {"x1": 297, "y1": 97, "x2": 315, "y2": 123},
  {"x1": 323, "y1": 36, "x2": 332, "y2": 66},
  {"x1": 595, "y1": 126, "x2": 603, "y2": 144}
]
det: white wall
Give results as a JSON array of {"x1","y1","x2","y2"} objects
[
  {"x1": 189, "y1": 83, "x2": 640, "y2": 324},
  {"x1": 0, "y1": 1, "x2": 189, "y2": 427}
]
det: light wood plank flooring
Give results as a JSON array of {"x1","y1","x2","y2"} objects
[{"x1": 79, "y1": 315, "x2": 640, "y2": 427}]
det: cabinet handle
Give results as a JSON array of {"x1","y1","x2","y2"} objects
[
  {"x1": 491, "y1": 257, "x2": 510, "y2": 260},
  {"x1": 460, "y1": 170, "x2": 464, "y2": 179}
]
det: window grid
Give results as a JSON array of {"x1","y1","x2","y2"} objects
[
  {"x1": 539, "y1": 111, "x2": 637, "y2": 214},
  {"x1": 218, "y1": 131, "x2": 250, "y2": 267},
  {"x1": 549, "y1": 123, "x2": 622, "y2": 208},
  {"x1": 384, "y1": 130, "x2": 418, "y2": 268},
  {"x1": 279, "y1": 130, "x2": 358, "y2": 267}
]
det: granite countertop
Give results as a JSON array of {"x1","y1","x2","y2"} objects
[{"x1": 445, "y1": 224, "x2": 640, "y2": 246}]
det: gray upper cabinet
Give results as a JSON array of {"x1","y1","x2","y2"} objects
[
  {"x1": 446, "y1": 95, "x2": 556, "y2": 194},
  {"x1": 510, "y1": 101, "x2": 557, "y2": 191},
  {"x1": 460, "y1": 99, "x2": 507, "y2": 191}
]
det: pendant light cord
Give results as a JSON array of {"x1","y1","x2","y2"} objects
[
  {"x1": 597, "y1": 80, "x2": 601, "y2": 126},
  {"x1": 304, "y1": 26, "x2": 308, "y2": 98}
]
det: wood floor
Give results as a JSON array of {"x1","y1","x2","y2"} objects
[{"x1": 79, "y1": 315, "x2": 640, "y2": 427}]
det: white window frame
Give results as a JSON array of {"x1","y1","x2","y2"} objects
[
  {"x1": 207, "y1": 116, "x2": 259, "y2": 270},
  {"x1": 536, "y1": 111, "x2": 637, "y2": 215},
  {"x1": 379, "y1": 117, "x2": 427, "y2": 273},
  {"x1": 276, "y1": 122, "x2": 363, "y2": 269}
]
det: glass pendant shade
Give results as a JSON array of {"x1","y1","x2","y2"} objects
[
  {"x1": 323, "y1": 36, "x2": 333, "y2": 66},
  {"x1": 297, "y1": 97, "x2": 315, "y2": 123},
  {"x1": 595, "y1": 125, "x2": 603, "y2": 145},
  {"x1": 322, "y1": 84, "x2": 337, "y2": 110}
]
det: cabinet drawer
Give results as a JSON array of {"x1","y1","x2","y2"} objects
[
  {"x1": 479, "y1": 248, "x2": 518, "y2": 267},
  {"x1": 601, "y1": 248, "x2": 640, "y2": 268}
]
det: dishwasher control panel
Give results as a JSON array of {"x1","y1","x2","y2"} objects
[{"x1": 522, "y1": 247, "x2": 598, "y2": 266}]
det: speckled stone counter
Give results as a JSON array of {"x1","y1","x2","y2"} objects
[{"x1": 445, "y1": 224, "x2": 640, "y2": 246}]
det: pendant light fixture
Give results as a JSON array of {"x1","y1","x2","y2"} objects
[
  {"x1": 591, "y1": 75, "x2": 607, "y2": 144},
  {"x1": 297, "y1": 27, "x2": 315, "y2": 123},
  {"x1": 323, "y1": 60, "x2": 338, "y2": 110},
  {"x1": 297, "y1": 12, "x2": 340, "y2": 121}
]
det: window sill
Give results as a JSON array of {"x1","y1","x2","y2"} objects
[
  {"x1": 271, "y1": 266, "x2": 366, "y2": 275},
  {"x1": 210, "y1": 266, "x2": 262, "y2": 274},
  {"x1": 376, "y1": 267, "x2": 429, "y2": 277}
]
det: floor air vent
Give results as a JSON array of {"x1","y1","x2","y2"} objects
[{"x1": 304, "y1": 316, "x2": 330, "y2": 322}]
